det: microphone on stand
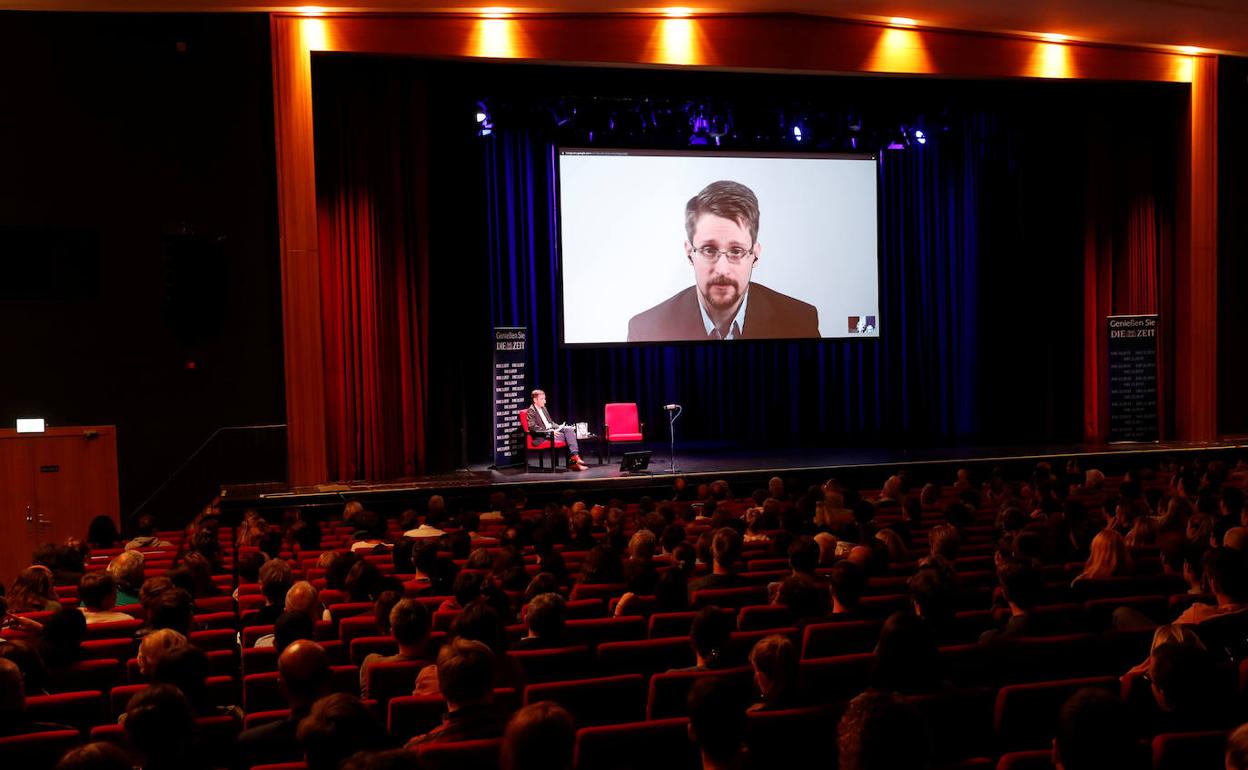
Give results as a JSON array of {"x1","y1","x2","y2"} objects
[{"x1": 664, "y1": 403, "x2": 681, "y2": 411}]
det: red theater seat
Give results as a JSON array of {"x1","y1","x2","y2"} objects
[
  {"x1": 510, "y1": 646, "x2": 593, "y2": 685},
  {"x1": 800, "y1": 620, "x2": 882, "y2": 659},
  {"x1": 602, "y1": 403, "x2": 644, "y2": 463},
  {"x1": 563, "y1": 616, "x2": 646, "y2": 646},
  {"x1": 596, "y1": 637, "x2": 695, "y2": 677},
  {"x1": 365, "y1": 660, "x2": 429, "y2": 705},
  {"x1": 414, "y1": 737, "x2": 501, "y2": 770},
  {"x1": 690, "y1": 585, "x2": 768, "y2": 610},
  {"x1": 523, "y1": 674, "x2": 646, "y2": 726},
  {"x1": 574, "y1": 718, "x2": 698, "y2": 770},
  {"x1": 646, "y1": 666, "x2": 752, "y2": 720},
  {"x1": 25, "y1": 691, "x2": 106, "y2": 733},
  {"x1": 0, "y1": 730, "x2": 82, "y2": 768},
  {"x1": 994, "y1": 677, "x2": 1118, "y2": 752}
]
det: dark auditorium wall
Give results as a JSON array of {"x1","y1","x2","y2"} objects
[
  {"x1": 0, "y1": 13, "x2": 284, "y2": 520},
  {"x1": 1219, "y1": 56, "x2": 1248, "y2": 436}
]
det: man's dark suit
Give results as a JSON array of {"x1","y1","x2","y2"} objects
[
  {"x1": 626, "y1": 283, "x2": 820, "y2": 342},
  {"x1": 525, "y1": 404, "x2": 581, "y2": 458}
]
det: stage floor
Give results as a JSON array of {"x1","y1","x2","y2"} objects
[{"x1": 220, "y1": 437, "x2": 1248, "y2": 510}]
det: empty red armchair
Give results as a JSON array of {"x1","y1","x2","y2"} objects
[
  {"x1": 563, "y1": 617, "x2": 646, "y2": 647},
  {"x1": 602, "y1": 403, "x2": 644, "y2": 463},
  {"x1": 574, "y1": 718, "x2": 698, "y2": 770},
  {"x1": 519, "y1": 410, "x2": 564, "y2": 471},
  {"x1": 690, "y1": 585, "x2": 767, "y2": 610},
  {"x1": 523, "y1": 674, "x2": 646, "y2": 726},
  {"x1": 415, "y1": 737, "x2": 501, "y2": 770}
]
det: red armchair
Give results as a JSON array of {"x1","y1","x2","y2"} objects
[
  {"x1": 519, "y1": 410, "x2": 564, "y2": 471},
  {"x1": 602, "y1": 402, "x2": 644, "y2": 463}
]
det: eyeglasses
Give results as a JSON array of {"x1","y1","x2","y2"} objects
[{"x1": 694, "y1": 245, "x2": 753, "y2": 264}]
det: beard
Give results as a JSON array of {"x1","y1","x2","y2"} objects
[{"x1": 701, "y1": 277, "x2": 742, "y2": 310}]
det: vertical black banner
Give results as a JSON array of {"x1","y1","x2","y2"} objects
[
  {"x1": 493, "y1": 327, "x2": 528, "y2": 468},
  {"x1": 1107, "y1": 314, "x2": 1159, "y2": 443}
]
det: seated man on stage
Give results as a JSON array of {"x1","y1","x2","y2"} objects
[{"x1": 526, "y1": 389, "x2": 588, "y2": 470}]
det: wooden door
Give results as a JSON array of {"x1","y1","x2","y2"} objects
[{"x1": 0, "y1": 427, "x2": 120, "y2": 585}]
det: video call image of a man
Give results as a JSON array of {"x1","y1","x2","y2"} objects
[{"x1": 626, "y1": 180, "x2": 820, "y2": 342}]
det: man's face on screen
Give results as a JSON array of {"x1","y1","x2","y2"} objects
[{"x1": 686, "y1": 213, "x2": 758, "y2": 313}]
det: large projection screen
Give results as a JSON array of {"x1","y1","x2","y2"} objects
[{"x1": 558, "y1": 148, "x2": 880, "y2": 345}]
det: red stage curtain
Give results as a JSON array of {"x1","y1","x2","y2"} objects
[
  {"x1": 313, "y1": 67, "x2": 430, "y2": 481},
  {"x1": 1082, "y1": 121, "x2": 1173, "y2": 442}
]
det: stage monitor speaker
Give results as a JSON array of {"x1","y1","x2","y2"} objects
[{"x1": 620, "y1": 450, "x2": 652, "y2": 473}]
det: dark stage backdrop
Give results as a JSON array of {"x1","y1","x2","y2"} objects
[{"x1": 312, "y1": 57, "x2": 1183, "y2": 473}]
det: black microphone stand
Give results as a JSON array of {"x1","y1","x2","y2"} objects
[{"x1": 667, "y1": 405, "x2": 682, "y2": 474}]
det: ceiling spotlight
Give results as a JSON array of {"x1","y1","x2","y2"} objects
[
  {"x1": 913, "y1": 128, "x2": 926, "y2": 145},
  {"x1": 889, "y1": 17, "x2": 917, "y2": 27},
  {"x1": 793, "y1": 125, "x2": 803, "y2": 142}
]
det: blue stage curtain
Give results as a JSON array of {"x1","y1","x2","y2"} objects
[{"x1": 484, "y1": 124, "x2": 990, "y2": 448}]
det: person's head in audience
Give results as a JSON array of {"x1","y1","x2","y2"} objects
[
  {"x1": 1206, "y1": 546, "x2": 1248, "y2": 605},
  {"x1": 259, "y1": 557, "x2": 295, "y2": 609},
  {"x1": 236, "y1": 550, "x2": 267, "y2": 586},
  {"x1": 138, "y1": 577, "x2": 173, "y2": 609},
  {"x1": 297, "y1": 693, "x2": 389, "y2": 770},
  {"x1": 87, "y1": 515, "x2": 122, "y2": 549},
  {"x1": 388, "y1": 598, "x2": 431, "y2": 656},
  {"x1": 837, "y1": 690, "x2": 930, "y2": 770},
  {"x1": 1150, "y1": 636, "x2": 1220, "y2": 716},
  {"x1": 687, "y1": 676, "x2": 748, "y2": 770},
  {"x1": 500, "y1": 701, "x2": 576, "y2": 770},
  {"x1": 1079, "y1": 527, "x2": 1131, "y2": 579},
  {"x1": 1181, "y1": 543, "x2": 1208, "y2": 593},
  {"x1": 689, "y1": 606, "x2": 733, "y2": 670},
  {"x1": 928, "y1": 524, "x2": 960, "y2": 562},
  {"x1": 0, "y1": 657, "x2": 25, "y2": 722},
  {"x1": 998, "y1": 558, "x2": 1042, "y2": 614},
  {"x1": 908, "y1": 566, "x2": 955, "y2": 628},
  {"x1": 137, "y1": 628, "x2": 187, "y2": 678},
  {"x1": 627, "y1": 529, "x2": 657, "y2": 563},
  {"x1": 671, "y1": 542, "x2": 696, "y2": 574},
  {"x1": 450, "y1": 600, "x2": 509, "y2": 654},
  {"x1": 710, "y1": 527, "x2": 741, "y2": 575},
  {"x1": 151, "y1": 645, "x2": 211, "y2": 712},
  {"x1": 787, "y1": 536, "x2": 819, "y2": 576},
  {"x1": 280, "y1": 639, "x2": 331, "y2": 712},
  {"x1": 659, "y1": 524, "x2": 685, "y2": 556},
  {"x1": 274, "y1": 610, "x2": 317, "y2": 653},
  {"x1": 147, "y1": 588, "x2": 194, "y2": 635},
  {"x1": 1226, "y1": 526, "x2": 1248, "y2": 551},
  {"x1": 125, "y1": 684, "x2": 195, "y2": 770},
  {"x1": 812, "y1": 532, "x2": 837, "y2": 566},
  {"x1": 56, "y1": 741, "x2": 133, "y2": 770},
  {"x1": 830, "y1": 560, "x2": 866, "y2": 615},
  {"x1": 653, "y1": 569, "x2": 690, "y2": 613},
  {"x1": 181, "y1": 551, "x2": 219, "y2": 597},
  {"x1": 0, "y1": 639, "x2": 48, "y2": 695},
  {"x1": 872, "y1": 611, "x2": 941, "y2": 694},
  {"x1": 79, "y1": 572, "x2": 119, "y2": 613},
  {"x1": 525, "y1": 573, "x2": 560, "y2": 604},
  {"x1": 8, "y1": 566, "x2": 57, "y2": 613},
  {"x1": 874, "y1": 529, "x2": 907, "y2": 564},
  {"x1": 286, "y1": 580, "x2": 322, "y2": 620},
  {"x1": 1228, "y1": 722, "x2": 1248, "y2": 770},
  {"x1": 373, "y1": 590, "x2": 402, "y2": 635},
  {"x1": 579, "y1": 545, "x2": 622, "y2": 584},
  {"x1": 323, "y1": 551, "x2": 361, "y2": 591},
  {"x1": 523, "y1": 593, "x2": 566, "y2": 644},
  {"x1": 450, "y1": 570, "x2": 484, "y2": 610},
  {"x1": 775, "y1": 574, "x2": 830, "y2": 619},
  {"x1": 345, "y1": 560, "x2": 386, "y2": 602},
  {"x1": 39, "y1": 606, "x2": 86, "y2": 665},
  {"x1": 437, "y1": 638, "x2": 496, "y2": 710},
  {"x1": 749, "y1": 634, "x2": 799, "y2": 710},
  {"x1": 1052, "y1": 687, "x2": 1135, "y2": 770}
]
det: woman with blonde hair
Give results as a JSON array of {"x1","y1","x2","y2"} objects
[
  {"x1": 137, "y1": 628, "x2": 188, "y2": 679},
  {"x1": 8, "y1": 566, "x2": 60, "y2": 613},
  {"x1": 1074, "y1": 528, "x2": 1132, "y2": 585}
]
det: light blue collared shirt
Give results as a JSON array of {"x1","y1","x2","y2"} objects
[{"x1": 698, "y1": 290, "x2": 750, "y2": 340}]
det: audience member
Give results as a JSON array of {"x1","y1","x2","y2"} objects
[
  {"x1": 78, "y1": 572, "x2": 133, "y2": 624},
  {"x1": 55, "y1": 742, "x2": 133, "y2": 770},
  {"x1": 514, "y1": 592, "x2": 567, "y2": 650},
  {"x1": 124, "y1": 684, "x2": 199, "y2": 770},
  {"x1": 298, "y1": 693, "x2": 390, "y2": 770},
  {"x1": 500, "y1": 702, "x2": 576, "y2": 770},
  {"x1": 406, "y1": 638, "x2": 509, "y2": 747},
  {"x1": 1052, "y1": 688, "x2": 1137, "y2": 770},
  {"x1": 748, "y1": 634, "x2": 802, "y2": 711},
  {"x1": 837, "y1": 690, "x2": 930, "y2": 770},
  {"x1": 360, "y1": 599, "x2": 431, "y2": 697},
  {"x1": 237, "y1": 640, "x2": 332, "y2": 768}
]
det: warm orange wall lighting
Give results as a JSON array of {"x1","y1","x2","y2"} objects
[
  {"x1": 866, "y1": 27, "x2": 933, "y2": 73},
  {"x1": 1039, "y1": 32, "x2": 1068, "y2": 42},
  {"x1": 663, "y1": 6, "x2": 693, "y2": 17},
  {"x1": 1029, "y1": 41, "x2": 1072, "y2": 78},
  {"x1": 1174, "y1": 55, "x2": 1195, "y2": 83},
  {"x1": 650, "y1": 17, "x2": 701, "y2": 65},
  {"x1": 889, "y1": 17, "x2": 917, "y2": 27},
  {"x1": 480, "y1": 7, "x2": 512, "y2": 18},
  {"x1": 470, "y1": 18, "x2": 525, "y2": 58},
  {"x1": 300, "y1": 17, "x2": 329, "y2": 51}
]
